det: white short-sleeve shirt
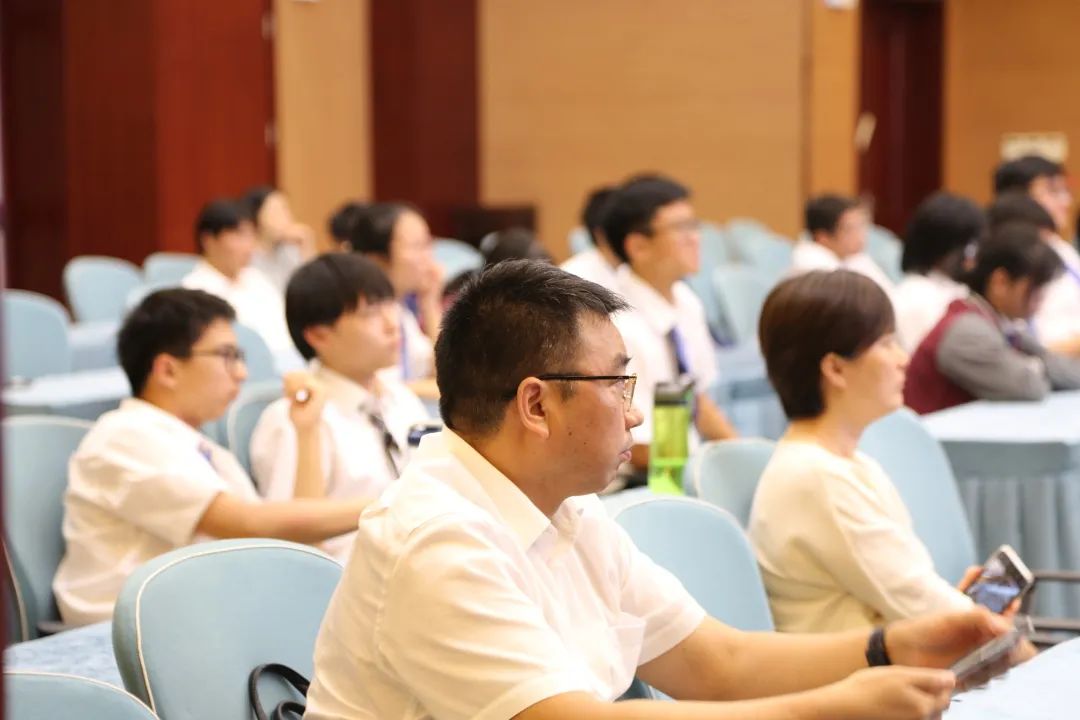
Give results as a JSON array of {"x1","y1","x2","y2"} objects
[
  {"x1": 249, "y1": 363, "x2": 430, "y2": 559},
  {"x1": 53, "y1": 398, "x2": 260, "y2": 626},
  {"x1": 181, "y1": 261, "x2": 294, "y2": 354},
  {"x1": 789, "y1": 240, "x2": 896, "y2": 299},
  {"x1": 894, "y1": 272, "x2": 969, "y2": 352},
  {"x1": 304, "y1": 430, "x2": 705, "y2": 720},
  {"x1": 748, "y1": 440, "x2": 971, "y2": 634},
  {"x1": 613, "y1": 267, "x2": 718, "y2": 446},
  {"x1": 560, "y1": 248, "x2": 621, "y2": 291},
  {"x1": 1033, "y1": 235, "x2": 1080, "y2": 347}
]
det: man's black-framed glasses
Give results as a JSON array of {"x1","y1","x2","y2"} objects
[
  {"x1": 535, "y1": 373, "x2": 637, "y2": 411},
  {"x1": 189, "y1": 345, "x2": 247, "y2": 370}
]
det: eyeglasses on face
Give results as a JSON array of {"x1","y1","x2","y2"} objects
[
  {"x1": 533, "y1": 373, "x2": 638, "y2": 411},
  {"x1": 189, "y1": 345, "x2": 247, "y2": 368},
  {"x1": 648, "y1": 217, "x2": 701, "y2": 237}
]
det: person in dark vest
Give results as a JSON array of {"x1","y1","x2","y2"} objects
[{"x1": 905, "y1": 222, "x2": 1080, "y2": 414}]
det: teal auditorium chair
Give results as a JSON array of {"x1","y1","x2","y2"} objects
[
  {"x1": 866, "y1": 224, "x2": 903, "y2": 283},
  {"x1": 113, "y1": 539, "x2": 341, "y2": 720},
  {"x1": 2, "y1": 416, "x2": 93, "y2": 642},
  {"x1": 688, "y1": 438, "x2": 776, "y2": 528},
  {"x1": 63, "y1": 256, "x2": 143, "y2": 323},
  {"x1": 711, "y1": 264, "x2": 772, "y2": 345},
  {"x1": 567, "y1": 226, "x2": 592, "y2": 256},
  {"x1": 616, "y1": 497, "x2": 773, "y2": 631},
  {"x1": 2, "y1": 290, "x2": 72, "y2": 382},
  {"x1": 225, "y1": 379, "x2": 284, "y2": 476},
  {"x1": 6, "y1": 671, "x2": 158, "y2": 720},
  {"x1": 684, "y1": 222, "x2": 735, "y2": 341},
  {"x1": 142, "y1": 252, "x2": 199, "y2": 286},
  {"x1": 233, "y1": 322, "x2": 279, "y2": 383},
  {"x1": 725, "y1": 219, "x2": 793, "y2": 282},
  {"x1": 433, "y1": 238, "x2": 484, "y2": 281}
]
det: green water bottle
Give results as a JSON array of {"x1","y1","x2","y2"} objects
[{"x1": 648, "y1": 376, "x2": 694, "y2": 495}]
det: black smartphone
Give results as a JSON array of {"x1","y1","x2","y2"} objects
[{"x1": 964, "y1": 544, "x2": 1034, "y2": 613}]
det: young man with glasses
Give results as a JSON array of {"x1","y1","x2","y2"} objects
[
  {"x1": 53, "y1": 289, "x2": 367, "y2": 626},
  {"x1": 249, "y1": 254, "x2": 430, "y2": 559},
  {"x1": 602, "y1": 175, "x2": 737, "y2": 476},
  {"x1": 304, "y1": 260, "x2": 1018, "y2": 720}
]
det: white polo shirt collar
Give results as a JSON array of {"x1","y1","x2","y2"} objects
[{"x1": 616, "y1": 266, "x2": 678, "y2": 336}]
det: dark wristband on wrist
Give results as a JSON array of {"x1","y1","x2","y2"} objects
[{"x1": 866, "y1": 627, "x2": 892, "y2": 667}]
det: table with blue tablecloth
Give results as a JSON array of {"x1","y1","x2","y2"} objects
[
  {"x1": 3, "y1": 367, "x2": 131, "y2": 422},
  {"x1": 924, "y1": 391, "x2": 1080, "y2": 617}
]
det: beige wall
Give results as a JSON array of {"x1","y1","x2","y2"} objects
[
  {"x1": 479, "y1": 0, "x2": 859, "y2": 260},
  {"x1": 945, "y1": 0, "x2": 1080, "y2": 207},
  {"x1": 274, "y1": 0, "x2": 371, "y2": 250},
  {"x1": 807, "y1": 1, "x2": 859, "y2": 196}
]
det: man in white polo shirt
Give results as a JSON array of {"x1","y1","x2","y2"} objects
[
  {"x1": 305, "y1": 260, "x2": 1014, "y2": 720},
  {"x1": 53, "y1": 289, "x2": 367, "y2": 626},
  {"x1": 561, "y1": 185, "x2": 621, "y2": 290},
  {"x1": 602, "y1": 175, "x2": 737, "y2": 474},
  {"x1": 249, "y1": 253, "x2": 429, "y2": 558}
]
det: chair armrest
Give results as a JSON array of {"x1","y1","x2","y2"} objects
[
  {"x1": 1030, "y1": 616, "x2": 1080, "y2": 634},
  {"x1": 1033, "y1": 570, "x2": 1080, "y2": 584}
]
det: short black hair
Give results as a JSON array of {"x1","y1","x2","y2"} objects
[
  {"x1": 901, "y1": 192, "x2": 986, "y2": 274},
  {"x1": 436, "y1": 260, "x2": 628, "y2": 435},
  {"x1": 479, "y1": 228, "x2": 552, "y2": 267},
  {"x1": 805, "y1": 194, "x2": 861, "y2": 236},
  {"x1": 194, "y1": 198, "x2": 246, "y2": 253},
  {"x1": 759, "y1": 270, "x2": 894, "y2": 420},
  {"x1": 240, "y1": 185, "x2": 275, "y2": 226},
  {"x1": 986, "y1": 191, "x2": 1056, "y2": 233},
  {"x1": 348, "y1": 201, "x2": 417, "y2": 257},
  {"x1": 581, "y1": 186, "x2": 615, "y2": 245},
  {"x1": 328, "y1": 201, "x2": 369, "y2": 244},
  {"x1": 601, "y1": 175, "x2": 690, "y2": 263},
  {"x1": 285, "y1": 253, "x2": 395, "y2": 360},
  {"x1": 118, "y1": 288, "x2": 236, "y2": 397},
  {"x1": 966, "y1": 222, "x2": 1063, "y2": 296},
  {"x1": 993, "y1": 155, "x2": 1064, "y2": 195}
]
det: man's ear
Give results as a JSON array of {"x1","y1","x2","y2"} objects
[
  {"x1": 303, "y1": 325, "x2": 331, "y2": 356},
  {"x1": 513, "y1": 377, "x2": 551, "y2": 441},
  {"x1": 819, "y1": 352, "x2": 848, "y2": 392},
  {"x1": 624, "y1": 230, "x2": 651, "y2": 264},
  {"x1": 150, "y1": 352, "x2": 182, "y2": 391}
]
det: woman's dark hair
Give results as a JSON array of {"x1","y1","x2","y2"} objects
[
  {"x1": 901, "y1": 192, "x2": 986, "y2": 275},
  {"x1": 986, "y1": 191, "x2": 1056, "y2": 233},
  {"x1": 347, "y1": 202, "x2": 419, "y2": 257},
  {"x1": 759, "y1": 270, "x2": 895, "y2": 420},
  {"x1": 965, "y1": 222, "x2": 1063, "y2": 296}
]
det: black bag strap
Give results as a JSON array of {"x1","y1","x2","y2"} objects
[{"x1": 249, "y1": 663, "x2": 311, "y2": 720}]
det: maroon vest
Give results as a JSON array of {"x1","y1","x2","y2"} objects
[{"x1": 904, "y1": 297, "x2": 994, "y2": 414}]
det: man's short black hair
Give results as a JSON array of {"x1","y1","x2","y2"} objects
[
  {"x1": 993, "y1": 155, "x2": 1065, "y2": 195},
  {"x1": 581, "y1": 186, "x2": 615, "y2": 246},
  {"x1": 601, "y1": 175, "x2": 690, "y2": 263},
  {"x1": 285, "y1": 253, "x2": 396, "y2": 360},
  {"x1": 328, "y1": 201, "x2": 370, "y2": 244},
  {"x1": 118, "y1": 288, "x2": 236, "y2": 397},
  {"x1": 966, "y1": 222, "x2": 1063, "y2": 296},
  {"x1": 804, "y1": 194, "x2": 861, "y2": 236},
  {"x1": 901, "y1": 192, "x2": 986, "y2": 275},
  {"x1": 194, "y1": 198, "x2": 246, "y2": 254},
  {"x1": 435, "y1": 260, "x2": 628, "y2": 435},
  {"x1": 348, "y1": 202, "x2": 417, "y2": 257},
  {"x1": 759, "y1": 270, "x2": 894, "y2": 421},
  {"x1": 986, "y1": 191, "x2": 1056, "y2": 233}
]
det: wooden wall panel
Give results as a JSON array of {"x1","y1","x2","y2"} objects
[
  {"x1": 479, "y1": 0, "x2": 807, "y2": 260},
  {"x1": 945, "y1": 0, "x2": 1080, "y2": 208},
  {"x1": 274, "y1": 0, "x2": 371, "y2": 250},
  {"x1": 807, "y1": 1, "x2": 859, "y2": 197}
]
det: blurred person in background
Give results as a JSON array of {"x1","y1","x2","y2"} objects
[{"x1": 242, "y1": 185, "x2": 317, "y2": 290}]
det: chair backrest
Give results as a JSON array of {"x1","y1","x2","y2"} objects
[
  {"x1": 225, "y1": 379, "x2": 283, "y2": 475},
  {"x1": 711, "y1": 264, "x2": 772, "y2": 344},
  {"x1": 2, "y1": 416, "x2": 93, "y2": 641},
  {"x1": 684, "y1": 222, "x2": 735, "y2": 341},
  {"x1": 866, "y1": 224, "x2": 903, "y2": 283},
  {"x1": 689, "y1": 438, "x2": 776, "y2": 527},
  {"x1": 2, "y1": 290, "x2": 72, "y2": 381},
  {"x1": 6, "y1": 671, "x2": 159, "y2": 720},
  {"x1": 615, "y1": 498, "x2": 773, "y2": 630},
  {"x1": 726, "y1": 219, "x2": 793, "y2": 282},
  {"x1": 142, "y1": 253, "x2": 199, "y2": 286},
  {"x1": 63, "y1": 256, "x2": 143, "y2": 323},
  {"x1": 433, "y1": 238, "x2": 483, "y2": 280},
  {"x1": 112, "y1": 539, "x2": 342, "y2": 720},
  {"x1": 567, "y1": 226, "x2": 593, "y2": 256},
  {"x1": 858, "y1": 409, "x2": 977, "y2": 584},
  {"x1": 233, "y1": 322, "x2": 279, "y2": 383}
]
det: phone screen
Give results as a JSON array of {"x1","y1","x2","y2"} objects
[{"x1": 965, "y1": 554, "x2": 1024, "y2": 613}]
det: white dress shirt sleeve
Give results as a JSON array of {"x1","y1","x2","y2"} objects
[
  {"x1": 377, "y1": 517, "x2": 593, "y2": 720},
  {"x1": 815, "y1": 460, "x2": 972, "y2": 622},
  {"x1": 72, "y1": 432, "x2": 225, "y2": 547}
]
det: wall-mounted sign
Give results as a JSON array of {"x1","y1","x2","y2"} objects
[{"x1": 1001, "y1": 132, "x2": 1068, "y2": 162}]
